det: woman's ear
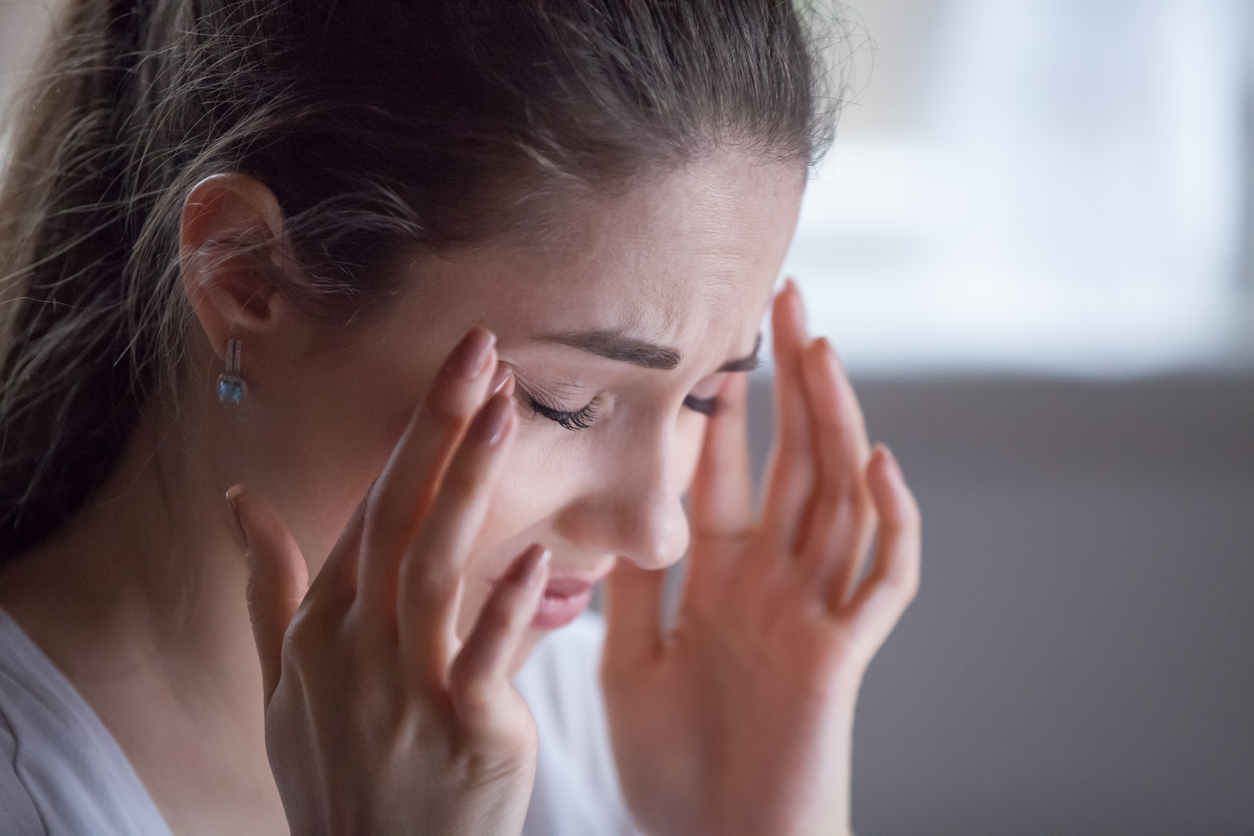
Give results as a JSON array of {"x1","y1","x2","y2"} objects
[{"x1": 180, "y1": 173, "x2": 292, "y2": 357}]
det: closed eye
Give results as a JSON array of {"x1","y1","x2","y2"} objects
[
  {"x1": 683, "y1": 394, "x2": 718, "y2": 417},
  {"x1": 518, "y1": 380, "x2": 718, "y2": 430},
  {"x1": 525, "y1": 394, "x2": 600, "y2": 431},
  {"x1": 530, "y1": 393, "x2": 716, "y2": 428}
]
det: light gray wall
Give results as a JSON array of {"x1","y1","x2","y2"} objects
[
  {"x1": 747, "y1": 374, "x2": 1254, "y2": 835},
  {"x1": 632, "y1": 373, "x2": 1253, "y2": 832}
]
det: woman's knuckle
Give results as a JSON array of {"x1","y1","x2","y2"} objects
[
  {"x1": 425, "y1": 379, "x2": 478, "y2": 422},
  {"x1": 441, "y1": 462, "x2": 485, "y2": 500},
  {"x1": 451, "y1": 679, "x2": 497, "y2": 722},
  {"x1": 817, "y1": 482, "x2": 861, "y2": 524},
  {"x1": 365, "y1": 500, "x2": 406, "y2": 543},
  {"x1": 244, "y1": 574, "x2": 265, "y2": 609},
  {"x1": 403, "y1": 567, "x2": 446, "y2": 610},
  {"x1": 285, "y1": 615, "x2": 318, "y2": 657}
]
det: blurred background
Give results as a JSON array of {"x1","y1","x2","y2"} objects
[
  {"x1": 2, "y1": 1, "x2": 1251, "y2": 834},
  {"x1": 790, "y1": 0, "x2": 1252, "y2": 376},
  {"x1": 776, "y1": 2, "x2": 1254, "y2": 833}
]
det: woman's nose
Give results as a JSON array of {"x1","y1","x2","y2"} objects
[{"x1": 555, "y1": 433, "x2": 690, "y2": 571}]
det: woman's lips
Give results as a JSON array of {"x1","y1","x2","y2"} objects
[{"x1": 532, "y1": 577, "x2": 594, "y2": 630}]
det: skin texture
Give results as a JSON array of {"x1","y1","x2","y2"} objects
[
  {"x1": 603, "y1": 290, "x2": 920, "y2": 835},
  {"x1": 0, "y1": 150, "x2": 920, "y2": 835}
]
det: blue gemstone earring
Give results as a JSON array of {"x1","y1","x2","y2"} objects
[{"x1": 217, "y1": 338, "x2": 247, "y2": 405}]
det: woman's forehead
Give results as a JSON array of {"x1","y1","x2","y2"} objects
[{"x1": 412, "y1": 153, "x2": 803, "y2": 346}]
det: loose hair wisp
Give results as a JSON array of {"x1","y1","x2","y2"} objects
[{"x1": 0, "y1": 0, "x2": 847, "y2": 561}]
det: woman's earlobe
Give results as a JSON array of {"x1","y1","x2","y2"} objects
[{"x1": 180, "y1": 173, "x2": 289, "y2": 349}]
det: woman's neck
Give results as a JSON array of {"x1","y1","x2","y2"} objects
[
  {"x1": 0, "y1": 411, "x2": 289, "y2": 835},
  {"x1": 1, "y1": 410, "x2": 247, "y2": 679}
]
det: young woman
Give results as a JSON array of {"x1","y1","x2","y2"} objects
[{"x1": 0, "y1": 1, "x2": 920, "y2": 834}]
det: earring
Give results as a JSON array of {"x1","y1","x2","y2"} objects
[{"x1": 217, "y1": 338, "x2": 247, "y2": 405}]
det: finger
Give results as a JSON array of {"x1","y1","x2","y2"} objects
[
  {"x1": 841, "y1": 446, "x2": 921, "y2": 655},
  {"x1": 397, "y1": 387, "x2": 517, "y2": 687},
  {"x1": 796, "y1": 338, "x2": 876, "y2": 602},
  {"x1": 448, "y1": 544, "x2": 550, "y2": 718},
  {"x1": 761, "y1": 280, "x2": 817, "y2": 554},
  {"x1": 305, "y1": 491, "x2": 367, "y2": 615},
  {"x1": 357, "y1": 327, "x2": 500, "y2": 635},
  {"x1": 602, "y1": 557, "x2": 667, "y2": 681},
  {"x1": 688, "y1": 371, "x2": 754, "y2": 537},
  {"x1": 230, "y1": 485, "x2": 309, "y2": 707}
]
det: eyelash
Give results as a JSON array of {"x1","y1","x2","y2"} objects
[
  {"x1": 524, "y1": 393, "x2": 720, "y2": 431},
  {"x1": 527, "y1": 396, "x2": 600, "y2": 431},
  {"x1": 682, "y1": 394, "x2": 719, "y2": 417}
]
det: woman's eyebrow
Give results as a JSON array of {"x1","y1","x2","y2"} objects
[
  {"x1": 540, "y1": 330, "x2": 761, "y2": 373},
  {"x1": 542, "y1": 331, "x2": 681, "y2": 369}
]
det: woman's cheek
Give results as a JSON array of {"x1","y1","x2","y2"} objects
[
  {"x1": 674, "y1": 412, "x2": 710, "y2": 497},
  {"x1": 489, "y1": 420, "x2": 566, "y2": 521},
  {"x1": 465, "y1": 424, "x2": 567, "y2": 567},
  {"x1": 454, "y1": 425, "x2": 573, "y2": 639}
]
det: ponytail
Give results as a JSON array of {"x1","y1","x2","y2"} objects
[
  {"x1": 0, "y1": 1, "x2": 158, "y2": 560},
  {"x1": 0, "y1": 0, "x2": 840, "y2": 563}
]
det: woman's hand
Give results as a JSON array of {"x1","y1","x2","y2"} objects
[
  {"x1": 602, "y1": 283, "x2": 921, "y2": 836},
  {"x1": 228, "y1": 327, "x2": 547, "y2": 835}
]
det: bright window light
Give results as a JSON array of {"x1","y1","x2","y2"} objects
[{"x1": 782, "y1": 0, "x2": 1250, "y2": 377}]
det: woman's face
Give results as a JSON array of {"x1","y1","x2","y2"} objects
[{"x1": 272, "y1": 151, "x2": 803, "y2": 657}]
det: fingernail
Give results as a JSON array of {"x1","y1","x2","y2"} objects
[
  {"x1": 790, "y1": 287, "x2": 807, "y2": 329},
  {"x1": 816, "y1": 337, "x2": 845, "y2": 374},
  {"x1": 225, "y1": 485, "x2": 249, "y2": 550},
  {"x1": 489, "y1": 363, "x2": 514, "y2": 397},
  {"x1": 467, "y1": 390, "x2": 513, "y2": 445},
  {"x1": 879, "y1": 444, "x2": 899, "y2": 472},
  {"x1": 445, "y1": 327, "x2": 495, "y2": 379}
]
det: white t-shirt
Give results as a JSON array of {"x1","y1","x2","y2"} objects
[{"x1": 0, "y1": 608, "x2": 641, "y2": 835}]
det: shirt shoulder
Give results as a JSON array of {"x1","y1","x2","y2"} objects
[
  {"x1": 515, "y1": 611, "x2": 643, "y2": 836},
  {"x1": 0, "y1": 609, "x2": 172, "y2": 836},
  {"x1": 0, "y1": 710, "x2": 45, "y2": 836}
]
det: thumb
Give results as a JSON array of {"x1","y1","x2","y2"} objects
[
  {"x1": 601, "y1": 558, "x2": 666, "y2": 685},
  {"x1": 227, "y1": 485, "x2": 309, "y2": 707}
]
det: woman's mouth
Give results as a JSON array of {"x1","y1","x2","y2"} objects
[{"x1": 532, "y1": 577, "x2": 594, "y2": 630}]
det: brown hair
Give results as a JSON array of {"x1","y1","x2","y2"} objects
[{"x1": 0, "y1": 0, "x2": 844, "y2": 561}]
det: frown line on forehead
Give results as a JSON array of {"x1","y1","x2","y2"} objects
[{"x1": 541, "y1": 330, "x2": 760, "y2": 372}]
